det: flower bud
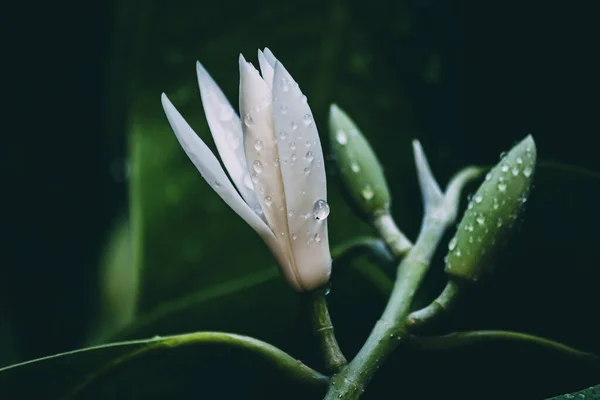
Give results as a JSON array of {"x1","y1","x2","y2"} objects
[
  {"x1": 329, "y1": 104, "x2": 391, "y2": 220},
  {"x1": 445, "y1": 135, "x2": 537, "y2": 283}
]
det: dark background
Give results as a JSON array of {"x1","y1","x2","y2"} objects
[{"x1": 3, "y1": 0, "x2": 599, "y2": 399}]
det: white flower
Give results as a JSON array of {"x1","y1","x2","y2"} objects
[{"x1": 161, "y1": 48, "x2": 331, "y2": 292}]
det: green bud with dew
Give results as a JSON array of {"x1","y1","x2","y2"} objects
[
  {"x1": 444, "y1": 135, "x2": 537, "y2": 283},
  {"x1": 329, "y1": 104, "x2": 391, "y2": 220}
]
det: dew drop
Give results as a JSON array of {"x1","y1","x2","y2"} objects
[
  {"x1": 251, "y1": 172, "x2": 259, "y2": 184},
  {"x1": 314, "y1": 233, "x2": 322, "y2": 243},
  {"x1": 264, "y1": 196, "x2": 273, "y2": 206},
  {"x1": 304, "y1": 167, "x2": 310, "y2": 175},
  {"x1": 305, "y1": 140, "x2": 311, "y2": 147},
  {"x1": 523, "y1": 166, "x2": 532, "y2": 177},
  {"x1": 501, "y1": 164, "x2": 509, "y2": 173},
  {"x1": 281, "y1": 77, "x2": 290, "y2": 92},
  {"x1": 302, "y1": 114, "x2": 313, "y2": 125},
  {"x1": 468, "y1": 236, "x2": 474, "y2": 243},
  {"x1": 455, "y1": 249, "x2": 462, "y2": 257},
  {"x1": 288, "y1": 210, "x2": 294, "y2": 217},
  {"x1": 499, "y1": 151, "x2": 507, "y2": 159},
  {"x1": 300, "y1": 94, "x2": 307, "y2": 103},
  {"x1": 244, "y1": 114, "x2": 253, "y2": 126},
  {"x1": 516, "y1": 157, "x2": 523, "y2": 164},
  {"x1": 292, "y1": 233, "x2": 298, "y2": 240},
  {"x1": 254, "y1": 140, "x2": 263, "y2": 151},
  {"x1": 214, "y1": 181, "x2": 221, "y2": 188},
  {"x1": 290, "y1": 141, "x2": 297, "y2": 150},
  {"x1": 272, "y1": 158, "x2": 280, "y2": 168},
  {"x1": 313, "y1": 199, "x2": 330, "y2": 220},
  {"x1": 474, "y1": 194, "x2": 483, "y2": 203},
  {"x1": 497, "y1": 218, "x2": 503, "y2": 227},
  {"x1": 497, "y1": 182, "x2": 507, "y2": 192},
  {"x1": 291, "y1": 153, "x2": 297, "y2": 162},
  {"x1": 336, "y1": 130, "x2": 348, "y2": 145},
  {"x1": 476, "y1": 214, "x2": 485, "y2": 225},
  {"x1": 305, "y1": 151, "x2": 315, "y2": 162},
  {"x1": 448, "y1": 237, "x2": 457, "y2": 251},
  {"x1": 253, "y1": 160, "x2": 263, "y2": 173},
  {"x1": 511, "y1": 167, "x2": 519, "y2": 176},
  {"x1": 485, "y1": 172, "x2": 492, "y2": 181},
  {"x1": 280, "y1": 105, "x2": 288, "y2": 115},
  {"x1": 301, "y1": 212, "x2": 310, "y2": 220},
  {"x1": 291, "y1": 121, "x2": 298, "y2": 130},
  {"x1": 351, "y1": 162, "x2": 360, "y2": 173},
  {"x1": 279, "y1": 131, "x2": 287, "y2": 140},
  {"x1": 362, "y1": 184, "x2": 374, "y2": 200}
]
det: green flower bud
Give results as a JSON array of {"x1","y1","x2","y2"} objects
[
  {"x1": 445, "y1": 135, "x2": 537, "y2": 283},
  {"x1": 329, "y1": 104, "x2": 391, "y2": 220}
]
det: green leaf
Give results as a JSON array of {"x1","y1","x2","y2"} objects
[
  {"x1": 0, "y1": 332, "x2": 327, "y2": 400},
  {"x1": 546, "y1": 384, "x2": 600, "y2": 399}
]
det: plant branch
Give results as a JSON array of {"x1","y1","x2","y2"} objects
[
  {"x1": 310, "y1": 289, "x2": 348, "y2": 373},
  {"x1": 407, "y1": 279, "x2": 462, "y2": 330},
  {"x1": 323, "y1": 154, "x2": 483, "y2": 399}
]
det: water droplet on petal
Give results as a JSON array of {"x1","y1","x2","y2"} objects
[
  {"x1": 251, "y1": 172, "x2": 259, "y2": 184},
  {"x1": 292, "y1": 233, "x2": 298, "y2": 240},
  {"x1": 485, "y1": 172, "x2": 492, "y2": 181},
  {"x1": 476, "y1": 214, "x2": 485, "y2": 225},
  {"x1": 291, "y1": 121, "x2": 298, "y2": 130},
  {"x1": 304, "y1": 167, "x2": 310, "y2": 175},
  {"x1": 501, "y1": 164, "x2": 509, "y2": 173},
  {"x1": 300, "y1": 95, "x2": 307, "y2": 103},
  {"x1": 313, "y1": 199, "x2": 330, "y2": 220},
  {"x1": 254, "y1": 140, "x2": 263, "y2": 151},
  {"x1": 336, "y1": 130, "x2": 348, "y2": 145},
  {"x1": 305, "y1": 151, "x2": 314, "y2": 162},
  {"x1": 314, "y1": 233, "x2": 321, "y2": 243},
  {"x1": 281, "y1": 77, "x2": 290, "y2": 92},
  {"x1": 264, "y1": 196, "x2": 273, "y2": 206},
  {"x1": 448, "y1": 237, "x2": 457, "y2": 251},
  {"x1": 280, "y1": 105, "x2": 288, "y2": 115},
  {"x1": 523, "y1": 166, "x2": 533, "y2": 177},
  {"x1": 497, "y1": 182, "x2": 507, "y2": 192},
  {"x1": 351, "y1": 162, "x2": 360, "y2": 173},
  {"x1": 474, "y1": 194, "x2": 483, "y2": 203},
  {"x1": 302, "y1": 114, "x2": 313, "y2": 125},
  {"x1": 290, "y1": 141, "x2": 297, "y2": 150},
  {"x1": 291, "y1": 153, "x2": 297, "y2": 162},
  {"x1": 214, "y1": 181, "x2": 221, "y2": 188},
  {"x1": 511, "y1": 167, "x2": 519, "y2": 176},
  {"x1": 279, "y1": 131, "x2": 287, "y2": 140},
  {"x1": 253, "y1": 160, "x2": 263, "y2": 173},
  {"x1": 244, "y1": 114, "x2": 253, "y2": 126},
  {"x1": 516, "y1": 157, "x2": 523, "y2": 164},
  {"x1": 497, "y1": 218, "x2": 504, "y2": 227}
]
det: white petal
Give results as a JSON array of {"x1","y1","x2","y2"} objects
[
  {"x1": 257, "y1": 50, "x2": 274, "y2": 89},
  {"x1": 161, "y1": 93, "x2": 274, "y2": 241},
  {"x1": 238, "y1": 56, "x2": 303, "y2": 288},
  {"x1": 196, "y1": 61, "x2": 262, "y2": 215},
  {"x1": 271, "y1": 60, "x2": 331, "y2": 291},
  {"x1": 262, "y1": 48, "x2": 277, "y2": 66}
]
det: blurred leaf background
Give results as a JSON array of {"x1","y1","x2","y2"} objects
[{"x1": 3, "y1": 0, "x2": 600, "y2": 398}]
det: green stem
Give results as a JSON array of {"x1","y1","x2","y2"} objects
[
  {"x1": 372, "y1": 213, "x2": 413, "y2": 257},
  {"x1": 410, "y1": 330, "x2": 600, "y2": 367},
  {"x1": 311, "y1": 290, "x2": 348, "y2": 373},
  {"x1": 407, "y1": 279, "x2": 462, "y2": 330},
  {"x1": 324, "y1": 216, "x2": 448, "y2": 399},
  {"x1": 59, "y1": 331, "x2": 328, "y2": 399}
]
